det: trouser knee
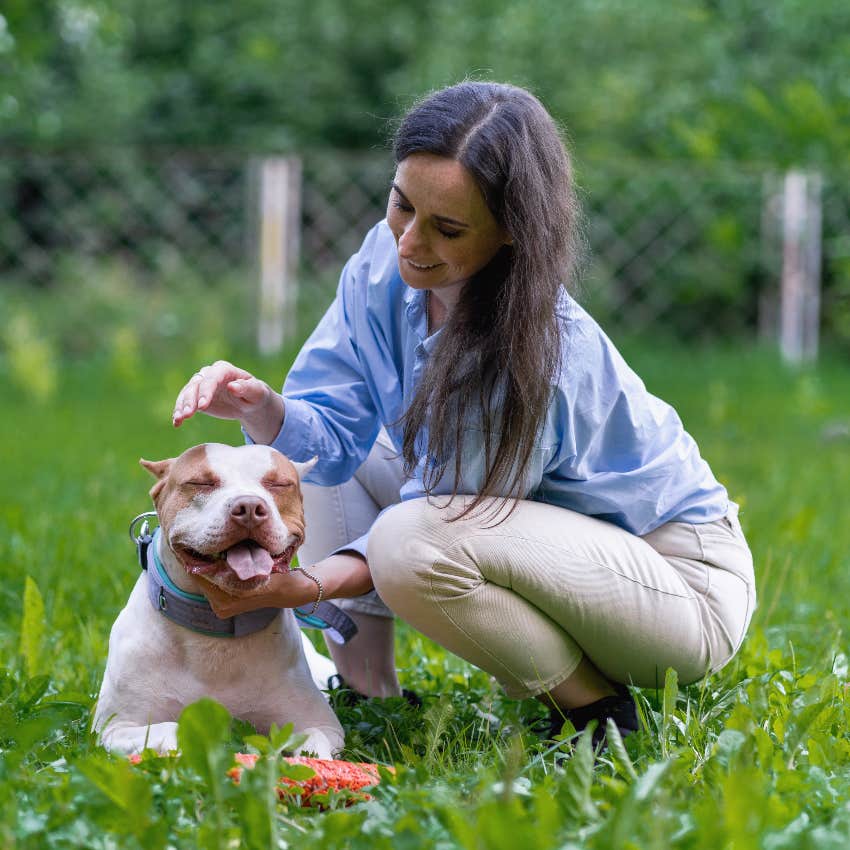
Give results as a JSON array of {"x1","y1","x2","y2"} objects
[{"x1": 368, "y1": 498, "x2": 480, "y2": 615}]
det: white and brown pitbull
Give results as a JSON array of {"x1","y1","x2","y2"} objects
[{"x1": 94, "y1": 442, "x2": 344, "y2": 758}]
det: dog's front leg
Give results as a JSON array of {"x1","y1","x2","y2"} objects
[
  {"x1": 286, "y1": 689, "x2": 346, "y2": 759},
  {"x1": 98, "y1": 721, "x2": 179, "y2": 755}
]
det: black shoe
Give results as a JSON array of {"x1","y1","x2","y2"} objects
[
  {"x1": 327, "y1": 674, "x2": 422, "y2": 710},
  {"x1": 543, "y1": 685, "x2": 638, "y2": 749}
]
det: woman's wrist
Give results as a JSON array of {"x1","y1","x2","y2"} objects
[
  {"x1": 296, "y1": 566, "x2": 324, "y2": 613},
  {"x1": 283, "y1": 568, "x2": 325, "y2": 609},
  {"x1": 286, "y1": 553, "x2": 372, "y2": 606},
  {"x1": 240, "y1": 390, "x2": 285, "y2": 445}
]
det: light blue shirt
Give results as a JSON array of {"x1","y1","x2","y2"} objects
[{"x1": 267, "y1": 221, "x2": 733, "y2": 556}]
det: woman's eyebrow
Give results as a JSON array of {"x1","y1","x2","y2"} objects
[{"x1": 391, "y1": 183, "x2": 470, "y2": 229}]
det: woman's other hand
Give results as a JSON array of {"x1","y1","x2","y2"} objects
[
  {"x1": 198, "y1": 569, "x2": 318, "y2": 619},
  {"x1": 199, "y1": 553, "x2": 373, "y2": 618},
  {"x1": 172, "y1": 360, "x2": 285, "y2": 443}
]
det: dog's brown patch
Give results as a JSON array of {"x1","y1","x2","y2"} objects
[
  {"x1": 261, "y1": 453, "x2": 307, "y2": 544},
  {"x1": 141, "y1": 445, "x2": 223, "y2": 529}
]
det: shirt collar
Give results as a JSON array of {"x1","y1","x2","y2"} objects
[
  {"x1": 403, "y1": 286, "x2": 430, "y2": 345},
  {"x1": 403, "y1": 287, "x2": 445, "y2": 356}
]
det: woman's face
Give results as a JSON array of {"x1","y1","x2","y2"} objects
[{"x1": 386, "y1": 153, "x2": 511, "y2": 293}]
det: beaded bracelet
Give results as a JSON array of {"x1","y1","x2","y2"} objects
[{"x1": 298, "y1": 567, "x2": 324, "y2": 615}]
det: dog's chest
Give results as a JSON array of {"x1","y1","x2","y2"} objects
[{"x1": 113, "y1": 578, "x2": 304, "y2": 705}]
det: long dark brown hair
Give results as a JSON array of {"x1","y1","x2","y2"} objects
[{"x1": 394, "y1": 81, "x2": 582, "y2": 521}]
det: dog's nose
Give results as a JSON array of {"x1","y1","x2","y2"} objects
[{"x1": 229, "y1": 496, "x2": 269, "y2": 528}]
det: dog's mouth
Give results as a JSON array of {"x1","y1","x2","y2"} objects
[{"x1": 176, "y1": 539, "x2": 299, "y2": 582}]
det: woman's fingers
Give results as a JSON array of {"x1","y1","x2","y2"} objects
[
  {"x1": 225, "y1": 377, "x2": 270, "y2": 406},
  {"x1": 172, "y1": 361, "x2": 256, "y2": 426},
  {"x1": 202, "y1": 582, "x2": 248, "y2": 618},
  {"x1": 174, "y1": 373, "x2": 205, "y2": 424},
  {"x1": 199, "y1": 574, "x2": 280, "y2": 617},
  {"x1": 194, "y1": 373, "x2": 219, "y2": 411}
]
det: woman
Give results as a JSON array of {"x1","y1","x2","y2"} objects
[{"x1": 172, "y1": 82, "x2": 756, "y2": 742}]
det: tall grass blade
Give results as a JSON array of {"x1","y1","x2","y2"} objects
[
  {"x1": 561, "y1": 725, "x2": 598, "y2": 822},
  {"x1": 19, "y1": 576, "x2": 45, "y2": 678},
  {"x1": 662, "y1": 667, "x2": 678, "y2": 756},
  {"x1": 605, "y1": 718, "x2": 638, "y2": 782}
]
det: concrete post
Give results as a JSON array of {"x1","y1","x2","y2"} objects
[
  {"x1": 257, "y1": 157, "x2": 301, "y2": 355},
  {"x1": 779, "y1": 170, "x2": 822, "y2": 364}
]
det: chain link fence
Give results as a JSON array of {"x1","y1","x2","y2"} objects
[
  {"x1": 0, "y1": 149, "x2": 250, "y2": 284},
  {"x1": 1, "y1": 147, "x2": 847, "y2": 350}
]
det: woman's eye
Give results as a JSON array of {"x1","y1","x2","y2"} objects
[{"x1": 391, "y1": 192, "x2": 459, "y2": 238}]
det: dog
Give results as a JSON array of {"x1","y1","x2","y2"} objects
[{"x1": 94, "y1": 442, "x2": 345, "y2": 758}]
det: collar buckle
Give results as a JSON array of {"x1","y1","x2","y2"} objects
[{"x1": 129, "y1": 511, "x2": 159, "y2": 571}]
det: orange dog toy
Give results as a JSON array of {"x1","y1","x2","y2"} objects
[{"x1": 229, "y1": 753, "x2": 388, "y2": 806}]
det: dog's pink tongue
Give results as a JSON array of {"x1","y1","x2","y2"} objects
[{"x1": 225, "y1": 543, "x2": 274, "y2": 580}]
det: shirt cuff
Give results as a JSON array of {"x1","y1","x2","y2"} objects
[
  {"x1": 334, "y1": 502, "x2": 397, "y2": 562},
  {"x1": 330, "y1": 533, "x2": 369, "y2": 561},
  {"x1": 241, "y1": 395, "x2": 315, "y2": 456}
]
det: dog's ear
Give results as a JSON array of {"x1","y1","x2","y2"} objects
[
  {"x1": 140, "y1": 458, "x2": 174, "y2": 503},
  {"x1": 291, "y1": 455, "x2": 318, "y2": 481}
]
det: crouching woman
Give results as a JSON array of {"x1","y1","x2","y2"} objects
[{"x1": 172, "y1": 81, "x2": 756, "y2": 742}]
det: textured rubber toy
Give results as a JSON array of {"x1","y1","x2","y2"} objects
[{"x1": 228, "y1": 753, "x2": 388, "y2": 806}]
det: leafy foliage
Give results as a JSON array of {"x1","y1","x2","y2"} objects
[{"x1": 2, "y1": 1, "x2": 848, "y2": 168}]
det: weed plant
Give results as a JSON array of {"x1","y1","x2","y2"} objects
[{"x1": 1, "y1": 314, "x2": 850, "y2": 848}]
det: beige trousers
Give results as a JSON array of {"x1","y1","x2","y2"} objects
[{"x1": 300, "y1": 430, "x2": 756, "y2": 699}]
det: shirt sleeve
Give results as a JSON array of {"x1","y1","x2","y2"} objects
[{"x1": 263, "y1": 253, "x2": 382, "y2": 487}]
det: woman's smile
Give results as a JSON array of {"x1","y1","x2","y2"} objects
[{"x1": 403, "y1": 258, "x2": 444, "y2": 271}]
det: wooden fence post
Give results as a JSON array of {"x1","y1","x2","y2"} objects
[
  {"x1": 779, "y1": 170, "x2": 822, "y2": 364},
  {"x1": 257, "y1": 157, "x2": 301, "y2": 355}
]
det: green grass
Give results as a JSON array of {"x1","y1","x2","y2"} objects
[{"x1": 2, "y1": 338, "x2": 850, "y2": 849}]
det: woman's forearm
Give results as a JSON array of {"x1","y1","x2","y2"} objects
[{"x1": 301, "y1": 552, "x2": 374, "y2": 600}]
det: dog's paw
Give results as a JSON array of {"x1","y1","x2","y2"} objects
[{"x1": 294, "y1": 729, "x2": 339, "y2": 761}]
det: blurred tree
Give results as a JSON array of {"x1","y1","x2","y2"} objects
[{"x1": 1, "y1": 0, "x2": 847, "y2": 165}]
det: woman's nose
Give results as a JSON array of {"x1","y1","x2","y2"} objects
[{"x1": 398, "y1": 219, "x2": 426, "y2": 256}]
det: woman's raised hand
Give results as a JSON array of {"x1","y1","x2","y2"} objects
[{"x1": 172, "y1": 360, "x2": 285, "y2": 444}]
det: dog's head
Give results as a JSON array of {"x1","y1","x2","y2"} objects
[{"x1": 140, "y1": 443, "x2": 316, "y2": 594}]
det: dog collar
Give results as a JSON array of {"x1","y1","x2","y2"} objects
[
  {"x1": 145, "y1": 528, "x2": 280, "y2": 637},
  {"x1": 134, "y1": 523, "x2": 356, "y2": 642}
]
